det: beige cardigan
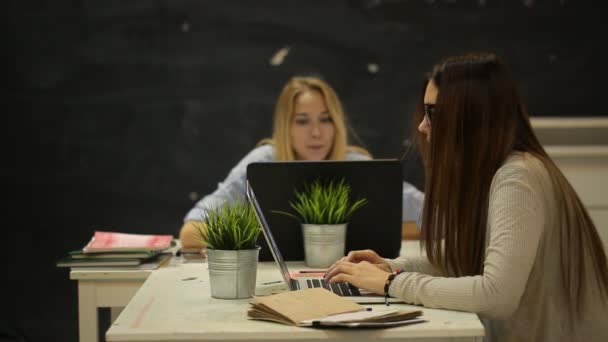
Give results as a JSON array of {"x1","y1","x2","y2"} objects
[{"x1": 387, "y1": 152, "x2": 608, "y2": 341}]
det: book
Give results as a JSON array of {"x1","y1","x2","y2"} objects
[
  {"x1": 56, "y1": 256, "x2": 144, "y2": 267},
  {"x1": 57, "y1": 252, "x2": 172, "y2": 269},
  {"x1": 68, "y1": 249, "x2": 161, "y2": 259},
  {"x1": 82, "y1": 231, "x2": 174, "y2": 253},
  {"x1": 248, "y1": 288, "x2": 424, "y2": 328}
]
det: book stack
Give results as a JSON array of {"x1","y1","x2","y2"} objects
[{"x1": 56, "y1": 231, "x2": 175, "y2": 269}]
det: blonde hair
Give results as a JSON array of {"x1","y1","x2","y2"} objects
[{"x1": 258, "y1": 76, "x2": 370, "y2": 160}]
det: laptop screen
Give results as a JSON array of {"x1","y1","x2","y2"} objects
[
  {"x1": 247, "y1": 159, "x2": 403, "y2": 262},
  {"x1": 246, "y1": 181, "x2": 293, "y2": 288}
]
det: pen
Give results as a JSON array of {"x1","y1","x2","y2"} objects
[{"x1": 262, "y1": 280, "x2": 283, "y2": 285}]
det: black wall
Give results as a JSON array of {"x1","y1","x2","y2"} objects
[{"x1": 7, "y1": 1, "x2": 606, "y2": 341}]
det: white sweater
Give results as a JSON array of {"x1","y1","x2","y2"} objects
[{"x1": 387, "y1": 152, "x2": 608, "y2": 342}]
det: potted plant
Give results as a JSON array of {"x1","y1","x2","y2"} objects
[
  {"x1": 277, "y1": 178, "x2": 367, "y2": 268},
  {"x1": 196, "y1": 199, "x2": 262, "y2": 299}
]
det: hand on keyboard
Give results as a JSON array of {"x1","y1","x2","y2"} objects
[{"x1": 306, "y1": 278, "x2": 361, "y2": 296}]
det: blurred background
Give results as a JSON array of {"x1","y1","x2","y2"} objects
[{"x1": 6, "y1": 0, "x2": 606, "y2": 341}]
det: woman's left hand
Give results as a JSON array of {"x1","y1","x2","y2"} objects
[{"x1": 324, "y1": 260, "x2": 390, "y2": 295}]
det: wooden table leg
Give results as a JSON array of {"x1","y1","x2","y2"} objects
[
  {"x1": 110, "y1": 307, "x2": 123, "y2": 322},
  {"x1": 78, "y1": 281, "x2": 99, "y2": 342}
]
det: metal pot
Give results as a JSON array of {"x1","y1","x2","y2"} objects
[
  {"x1": 207, "y1": 246, "x2": 260, "y2": 299},
  {"x1": 301, "y1": 223, "x2": 347, "y2": 268}
]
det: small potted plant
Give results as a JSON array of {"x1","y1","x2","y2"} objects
[
  {"x1": 196, "y1": 199, "x2": 262, "y2": 299},
  {"x1": 277, "y1": 178, "x2": 367, "y2": 268}
]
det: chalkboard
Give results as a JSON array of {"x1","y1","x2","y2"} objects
[{"x1": 8, "y1": 1, "x2": 606, "y2": 341}]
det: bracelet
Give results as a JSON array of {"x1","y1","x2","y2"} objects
[{"x1": 384, "y1": 268, "x2": 404, "y2": 306}]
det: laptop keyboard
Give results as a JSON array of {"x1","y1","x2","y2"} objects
[{"x1": 306, "y1": 278, "x2": 361, "y2": 296}]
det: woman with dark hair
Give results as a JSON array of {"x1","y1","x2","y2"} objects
[{"x1": 325, "y1": 52, "x2": 608, "y2": 341}]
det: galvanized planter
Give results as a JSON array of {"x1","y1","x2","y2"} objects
[
  {"x1": 207, "y1": 247, "x2": 260, "y2": 299},
  {"x1": 301, "y1": 223, "x2": 347, "y2": 268}
]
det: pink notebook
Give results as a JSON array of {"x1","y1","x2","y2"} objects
[{"x1": 83, "y1": 231, "x2": 173, "y2": 253}]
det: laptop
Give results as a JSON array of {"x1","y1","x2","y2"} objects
[
  {"x1": 247, "y1": 181, "x2": 403, "y2": 304},
  {"x1": 246, "y1": 159, "x2": 402, "y2": 262}
]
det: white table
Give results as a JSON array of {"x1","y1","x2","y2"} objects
[
  {"x1": 70, "y1": 244, "x2": 181, "y2": 342},
  {"x1": 71, "y1": 266, "x2": 156, "y2": 342},
  {"x1": 106, "y1": 260, "x2": 484, "y2": 342},
  {"x1": 72, "y1": 241, "x2": 424, "y2": 342}
]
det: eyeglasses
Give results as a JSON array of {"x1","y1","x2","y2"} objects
[{"x1": 424, "y1": 103, "x2": 435, "y2": 125}]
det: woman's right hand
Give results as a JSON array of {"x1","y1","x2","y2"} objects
[
  {"x1": 345, "y1": 249, "x2": 386, "y2": 264},
  {"x1": 325, "y1": 249, "x2": 390, "y2": 278},
  {"x1": 178, "y1": 221, "x2": 207, "y2": 257}
]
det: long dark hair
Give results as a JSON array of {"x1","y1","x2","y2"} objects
[{"x1": 414, "y1": 52, "x2": 608, "y2": 315}]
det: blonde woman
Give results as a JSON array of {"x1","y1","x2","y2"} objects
[{"x1": 179, "y1": 76, "x2": 424, "y2": 252}]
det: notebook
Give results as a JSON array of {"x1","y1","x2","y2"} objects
[
  {"x1": 246, "y1": 159, "x2": 403, "y2": 262},
  {"x1": 247, "y1": 181, "x2": 402, "y2": 304}
]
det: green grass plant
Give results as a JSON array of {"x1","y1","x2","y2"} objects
[
  {"x1": 277, "y1": 178, "x2": 368, "y2": 224},
  {"x1": 200, "y1": 200, "x2": 262, "y2": 250}
]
